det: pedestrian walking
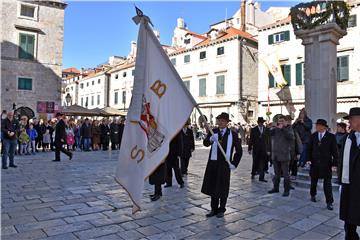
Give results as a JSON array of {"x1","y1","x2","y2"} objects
[
  {"x1": 268, "y1": 115, "x2": 295, "y2": 197},
  {"x1": 248, "y1": 117, "x2": 270, "y2": 182},
  {"x1": 201, "y1": 113, "x2": 242, "y2": 218},
  {"x1": 53, "y1": 113, "x2": 72, "y2": 162},
  {"x1": 165, "y1": 132, "x2": 185, "y2": 188},
  {"x1": 180, "y1": 120, "x2": 195, "y2": 175},
  {"x1": 149, "y1": 163, "x2": 166, "y2": 202},
  {"x1": 307, "y1": 119, "x2": 338, "y2": 210},
  {"x1": 1, "y1": 111, "x2": 19, "y2": 169},
  {"x1": 338, "y1": 107, "x2": 360, "y2": 240}
]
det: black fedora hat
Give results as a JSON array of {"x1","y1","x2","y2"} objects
[
  {"x1": 315, "y1": 119, "x2": 328, "y2": 127},
  {"x1": 344, "y1": 107, "x2": 360, "y2": 120},
  {"x1": 257, "y1": 117, "x2": 266, "y2": 123},
  {"x1": 55, "y1": 112, "x2": 64, "y2": 117},
  {"x1": 216, "y1": 112, "x2": 231, "y2": 122}
]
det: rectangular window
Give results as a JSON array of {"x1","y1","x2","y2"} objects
[
  {"x1": 132, "y1": 69, "x2": 135, "y2": 76},
  {"x1": 91, "y1": 96, "x2": 94, "y2": 106},
  {"x1": 170, "y1": 58, "x2": 176, "y2": 66},
  {"x1": 296, "y1": 63, "x2": 303, "y2": 86},
  {"x1": 199, "y1": 78, "x2": 206, "y2": 97},
  {"x1": 216, "y1": 75, "x2": 225, "y2": 94},
  {"x1": 184, "y1": 39, "x2": 191, "y2": 44},
  {"x1": 337, "y1": 55, "x2": 349, "y2": 82},
  {"x1": 183, "y1": 80, "x2": 190, "y2": 90},
  {"x1": 80, "y1": 83, "x2": 84, "y2": 89},
  {"x1": 268, "y1": 72, "x2": 275, "y2": 88},
  {"x1": 19, "y1": 33, "x2": 35, "y2": 60},
  {"x1": 268, "y1": 30, "x2": 290, "y2": 44},
  {"x1": 184, "y1": 55, "x2": 190, "y2": 63},
  {"x1": 81, "y1": 97, "x2": 83, "y2": 107},
  {"x1": 200, "y1": 51, "x2": 206, "y2": 60},
  {"x1": 97, "y1": 95, "x2": 100, "y2": 105},
  {"x1": 115, "y1": 74, "x2": 118, "y2": 79},
  {"x1": 92, "y1": 81, "x2": 94, "y2": 86},
  {"x1": 85, "y1": 97, "x2": 88, "y2": 107},
  {"x1": 114, "y1": 92, "x2": 118, "y2": 104},
  {"x1": 86, "y1": 82, "x2": 89, "y2": 87},
  {"x1": 20, "y1": 4, "x2": 35, "y2": 18},
  {"x1": 217, "y1": 47, "x2": 224, "y2": 56},
  {"x1": 98, "y1": 79, "x2": 101, "y2": 84},
  {"x1": 348, "y1": 15, "x2": 357, "y2": 28},
  {"x1": 281, "y1": 64, "x2": 291, "y2": 86},
  {"x1": 122, "y1": 91, "x2": 126, "y2": 105},
  {"x1": 123, "y1": 72, "x2": 127, "y2": 77},
  {"x1": 18, "y1": 77, "x2": 32, "y2": 90}
]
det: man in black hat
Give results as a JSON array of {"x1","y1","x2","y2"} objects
[
  {"x1": 53, "y1": 112, "x2": 73, "y2": 162},
  {"x1": 339, "y1": 107, "x2": 360, "y2": 240},
  {"x1": 307, "y1": 119, "x2": 337, "y2": 210},
  {"x1": 248, "y1": 117, "x2": 270, "y2": 182},
  {"x1": 201, "y1": 112, "x2": 242, "y2": 218}
]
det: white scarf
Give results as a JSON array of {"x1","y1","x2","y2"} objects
[
  {"x1": 342, "y1": 136, "x2": 352, "y2": 184},
  {"x1": 210, "y1": 128, "x2": 233, "y2": 161}
]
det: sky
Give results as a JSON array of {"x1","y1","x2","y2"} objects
[{"x1": 63, "y1": 1, "x2": 300, "y2": 69}]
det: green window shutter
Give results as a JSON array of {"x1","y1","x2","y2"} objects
[
  {"x1": 216, "y1": 75, "x2": 225, "y2": 94},
  {"x1": 296, "y1": 63, "x2": 303, "y2": 85},
  {"x1": 268, "y1": 34, "x2": 273, "y2": 45},
  {"x1": 19, "y1": 33, "x2": 35, "y2": 59},
  {"x1": 283, "y1": 64, "x2": 291, "y2": 86},
  {"x1": 27, "y1": 34, "x2": 35, "y2": 59},
  {"x1": 268, "y1": 72, "x2": 274, "y2": 88},
  {"x1": 18, "y1": 77, "x2": 32, "y2": 90},
  {"x1": 199, "y1": 78, "x2": 206, "y2": 96},
  {"x1": 19, "y1": 33, "x2": 27, "y2": 59},
  {"x1": 339, "y1": 56, "x2": 349, "y2": 81},
  {"x1": 284, "y1": 30, "x2": 290, "y2": 41}
]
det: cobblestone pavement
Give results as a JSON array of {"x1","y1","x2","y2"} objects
[{"x1": 1, "y1": 142, "x2": 357, "y2": 240}]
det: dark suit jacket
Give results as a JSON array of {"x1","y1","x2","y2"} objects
[
  {"x1": 181, "y1": 128, "x2": 195, "y2": 158},
  {"x1": 307, "y1": 131, "x2": 338, "y2": 179},
  {"x1": 248, "y1": 126, "x2": 270, "y2": 153},
  {"x1": 338, "y1": 132, "x2": 360, "y2": 225},
  {"x1": 55, "y1": 119, "x2": 66, "y2": 144}
]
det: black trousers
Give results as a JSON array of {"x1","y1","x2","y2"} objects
[
  {"x1": 211, "y1": 196, "x2": 227, "y2": 213},
  {"x1": 165, "y1": 156, "x2": 184, "y2": 186},
  {"x1": 55, "y1": 142, "x2": 72, "y2": 161},
  {"x1": 180, "y1": 157, "x2": 190, "y2": 174},
  {"x1": 272, "y1": 160, "x2": 290, "y2": 192},
  {"x1": 251, "y1": 150, "x2": 267, "y2": 180},
  {"x1": 290, "y1": 158, "x2": 298, "y2": 176},
  {"x1": 345, "y1": 222, "x2": 359, "y2": 240},
  {"x1": 310, "y1": 177, "x2": 333, "y2": 204},
  {"x1": 154, "y1": 184, "x2": 162, "y2": 196}
]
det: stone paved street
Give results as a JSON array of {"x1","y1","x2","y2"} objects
[{"x1": 1, "y1": 142, "x2": 357, "y2": 240}]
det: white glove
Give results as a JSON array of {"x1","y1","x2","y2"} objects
[
  {"x1": 210, "y1": 135, "x2": 218, "y2": 143},
  {"x1": 230, "y1": 164, "x2": 236, "y2": 170}
]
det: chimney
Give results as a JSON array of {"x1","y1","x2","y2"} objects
[
  {"x1": 240, "y1": 0, "x2": 246, "y2": 31},
  {"x1": 177, "y1": 17, "x2": 185, "y2": 29}
]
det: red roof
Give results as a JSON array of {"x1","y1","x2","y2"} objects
[
  {"x1": 185, "y1": 30, "x2": 207, "y2": 39},
  {"x1": 62, "y1": 67, "x2": 80, "y2": 74},
  {"x1": 260, "y1": 16, "x2": 291, "y2": 31}
]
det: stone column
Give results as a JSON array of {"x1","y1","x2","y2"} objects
[{"x1": 295, "y1": 23, "x2": 346, "y2": 130}]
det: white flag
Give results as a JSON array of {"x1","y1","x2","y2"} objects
[
  {"x1": 115, "y1": 15, "x2": 196, "y2": 213},
  {"x1": 261, "y1": 51, "x2": 287, "y2": 88}
]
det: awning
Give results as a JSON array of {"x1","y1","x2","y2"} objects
[{"x1": 61, "y1": 105, "x2": 105, "y2": 117}]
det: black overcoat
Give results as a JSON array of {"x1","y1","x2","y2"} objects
[
  {"x1": 338, "y1": 132, "x2": 360, "y2": 226},
  {"x1": 181, "y1": 128, "x2": 195, "y2": 158},
  {"x1": 110, "y1": 122, "x2": 120, "y2": 144},
  {"x1": 201, "y1": 128, "x2": 242, "y2": 198},
  {"x1": 149, "y1": 163, "x2": 166, "y2": 185},
  {"x1": 100, "y1": 124, "x2": 110, "y2": 145},
  {"x1": 55, "y1": 119, "x2": 66, "y2": 144},
  {"x1": 307, "y1": 131, "x2": 338, "y2": 179}
]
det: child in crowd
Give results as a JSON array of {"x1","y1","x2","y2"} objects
[
  {"x1": 42, "y1": 129, "x2": 51, "y2": 152},
  {"x1": 27, "y1": 124, "x2": 38, "y2": 155},
  {"x1": 66, "y1": 125, "x2": 75, "y2": 150},
  {"x1": 19, "y1": 128, "x2": 30, "y2": 155}
]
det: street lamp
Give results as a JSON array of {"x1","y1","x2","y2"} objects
[{"x1": 65, "y1": 93, "x2": 72, "y2": 106}]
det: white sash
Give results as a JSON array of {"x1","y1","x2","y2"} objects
[
  {"x1": 210, "y1": 129, "x2": 233, "y2": 161},
  {"x1": 342, "y1": 136, "x2": 351, "y2": 184}
]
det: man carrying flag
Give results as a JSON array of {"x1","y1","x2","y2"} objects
[
  {"x1": 115, "y1": 8, "x2": 196, "y2": 213},
  {"x1": 201, "y1": 113, "x2": 243, "y2": 218}
]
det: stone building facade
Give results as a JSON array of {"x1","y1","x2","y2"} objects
[{"x1": 1, "y1": 0, "x2": 66, "y2": 119}]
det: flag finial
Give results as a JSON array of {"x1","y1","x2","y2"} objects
[{"x1": 132, "y1": 6, "x2": 153, "y2": 27}]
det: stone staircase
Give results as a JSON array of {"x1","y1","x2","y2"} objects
[{"x1": 292, "y1": 168, "x2": 340, "y2": 192}]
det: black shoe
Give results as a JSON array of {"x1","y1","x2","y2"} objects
[
  {"x1": 180, "y1": 183, "x2": 184, "y2": 188},
  {"x1": 150, "y1": 194, "x2": 161, "y2": 202},
  {"x1": 216, "y1": 212, "x2": 225, "y2": 218},
  {"x1": 282, "y1": 191, "x2": 290, "y2": 197},
  {"x1": 164, "y1": 184, "x2": 172, "y2": 188},
  {"x1": 69, "y1": 153, "x2": 73, "y2": 160},
  {"x1": 268, "y1": 189, "x2": 279, "y2": 194},
  {"x1": 2, "y1": 166, "x2": 8, "y2": 169},
  {"x1": 9, "y1": 164, "x2": 17, "y2": 168},
  {"x1": 206, "y1": 211, "x2": 217, "y2": 218},
  {"x1": 52, "y1": 159, "x2": 60, "y2": 162},
  {"x1": 327, "y1": 203, "x2": 333, "y2": 211},
  {"x1": 259, "y1": 179, "x2": 268, "y2": 182},
  {"x1": 311, "y1": 196, "x2": 317, "y2": 202}
]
